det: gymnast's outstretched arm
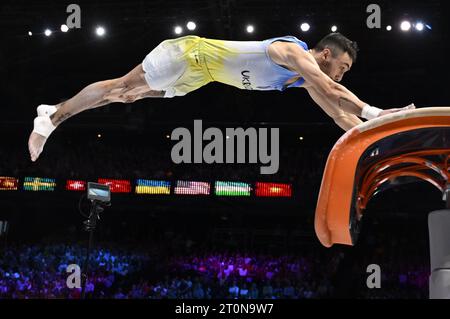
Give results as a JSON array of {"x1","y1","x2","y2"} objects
[
  {"x1": 279, "y1": 42, "x2": 414, "y2": 119},
  {"x1": 306, "y1": 86, "x2": 363, "y2": 131}
]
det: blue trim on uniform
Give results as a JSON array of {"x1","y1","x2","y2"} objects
[
  {"x1": 265, "y1": 35, "x2": 309, "y2": 51},
  {"x1": 286, "y1": 77, "x2": 305, "y2": 88},
  {"x1": 263, "y1": 35, "x2": 309, "y2": 91}
]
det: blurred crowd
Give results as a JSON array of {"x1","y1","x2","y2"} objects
[{"x1": 0, "y1": 235, "x2": 429, "y2": 299}]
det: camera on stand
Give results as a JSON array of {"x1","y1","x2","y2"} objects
[{"x1": 81, "y1": 182, "x2": 111, "y2": 298}]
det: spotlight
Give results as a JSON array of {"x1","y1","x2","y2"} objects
[
  {"x1": 28, "y1": 31, "x2": 33, "y2": 36},
  {"x1": 300, "y1": 23, "x2": 310, "y2": 32},
  {"x1": 299, "y1": 136, "x2": 304, "y2": 141},
  {"x1": 166, "y1": 134, "x2": 170, "y2": 139},
  {"x1": 186, "y1": 21, "x2": 196, "y2": 31},
  {"x1": 400, "y1": 21, "x2": 411, "y2": 32},
  {"x1": 386, "y1": 25, "x2": 392, "y2": 31},
  {"x1": 97, "y1": 134, "x2": 102, "y2": 138},
  {"x1": 174, "y1": 26, "x2": 183, "y2": 35},
  {"x1": 44, "y1": 29, "x2": 52, "y2": 37},
  {"x1": 246, "y1": 25, "x2": 254, "y2": 33},
  {"x1": 96, "y1": 26, "x2": 106, "y2": 36},
  {"x1": 331, "y1": 25, "x2": 337, "y2": 32},
  {"x1": 415, "y1": 22, "x2": 424, "y2": 31},
  {"x1": 61, "y1": 24, "x2": 69, "y2": 32}
]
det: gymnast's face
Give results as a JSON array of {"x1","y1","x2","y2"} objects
[{"x1": 317, "y1": 48, "x2": 353, "y2": 82}]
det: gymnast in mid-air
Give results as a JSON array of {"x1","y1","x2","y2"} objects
[{"x1": 29, "y1": 32, "x2": 414, "y2": 162}]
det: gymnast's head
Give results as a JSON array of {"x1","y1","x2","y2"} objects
[{"x1": 311, "y1": 32, "x2": 359, "y2": 82}]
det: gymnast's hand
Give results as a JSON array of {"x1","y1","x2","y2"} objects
[{"x1": 378, "y1": 103, "x2": 416, "y2": 117}]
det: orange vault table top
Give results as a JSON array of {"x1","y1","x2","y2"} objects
[{"x1": 314, "y1": 107, "x2": 450, "y2": 247}]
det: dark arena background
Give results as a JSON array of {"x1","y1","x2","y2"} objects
[{"x1": 1, "y1": 0, "x2": 449, "y2": 309}]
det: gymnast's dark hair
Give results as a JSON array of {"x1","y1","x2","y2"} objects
[{"x1": 314, "y1": 32, "x2": 359, "y2": 62}]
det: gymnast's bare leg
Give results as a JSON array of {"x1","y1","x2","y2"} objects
[{"x1": 28, "y1": 64, "x2": 164, "y2": 162}]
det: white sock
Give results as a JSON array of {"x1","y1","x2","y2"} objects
[
  {"x1": 32, "y1": 116, "x2": 56, "y2": 138},
  {"x1": 37, "y1": 104, "x2": 57, "y2": 117}
]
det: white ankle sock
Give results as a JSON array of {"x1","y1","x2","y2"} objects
[
  {"x1": 32, "y1": 116, "x2": 56, "y2": 138},
  {"x1": 37, "y1": 104, "x2": 57, "y2": 117}
]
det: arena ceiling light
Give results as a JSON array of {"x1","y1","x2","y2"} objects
[
  {"x1": 300, "y1": 23, "x2": 310, "y2": 32},
  {"x1": 96, "y1": 26, "x2": 106, "y2": 37},
  {"x1": 28, "y1": 31, "x2": 33, "y2": 36},
  {"x1": 400, "y1": 20, "x2": 411, "y2": 32},
  {"x1": 44, "y1": 29, "x2": 52, "y2": 37},
  {"x1": 174, "y1": 25, "x2": 183, "y2": 35},
  {"x1": 246, "y1": 25, "x2": 254, "y2": 33},
  {"x1": 186, "y1": 21, "x2": 196, "y2": 31},
  {"x1": 60, "y1": 24, "x2": 69, "y2": 32},
  {"x1": 415, "y1": 22, "x2": 424, "y2": 31},
  {"x1": 331, "y1": 25, "x2": 337, "y2": 32},
  {"x1": 386, "y1": 25, "x2": 392, "y2": 31}
]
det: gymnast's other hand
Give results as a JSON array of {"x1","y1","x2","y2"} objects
[{"x1": 378, "y1": 103, "x2": 415, "y2": 117}]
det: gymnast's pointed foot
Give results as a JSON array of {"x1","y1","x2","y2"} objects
[
  {"x1": 36, "y1": 104, "x2": 57, "y2": 117},
  {"x1": 28, "y1": 116, "x2": 56, "y2": 162}
]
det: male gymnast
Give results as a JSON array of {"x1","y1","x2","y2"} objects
[{"x1": 28, "y1": 32, "x2": 414, "y2": 161}]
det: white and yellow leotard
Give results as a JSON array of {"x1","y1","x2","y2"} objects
[{"x1": 142, "y1": 35, "x2": 309, "y2": 98}]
